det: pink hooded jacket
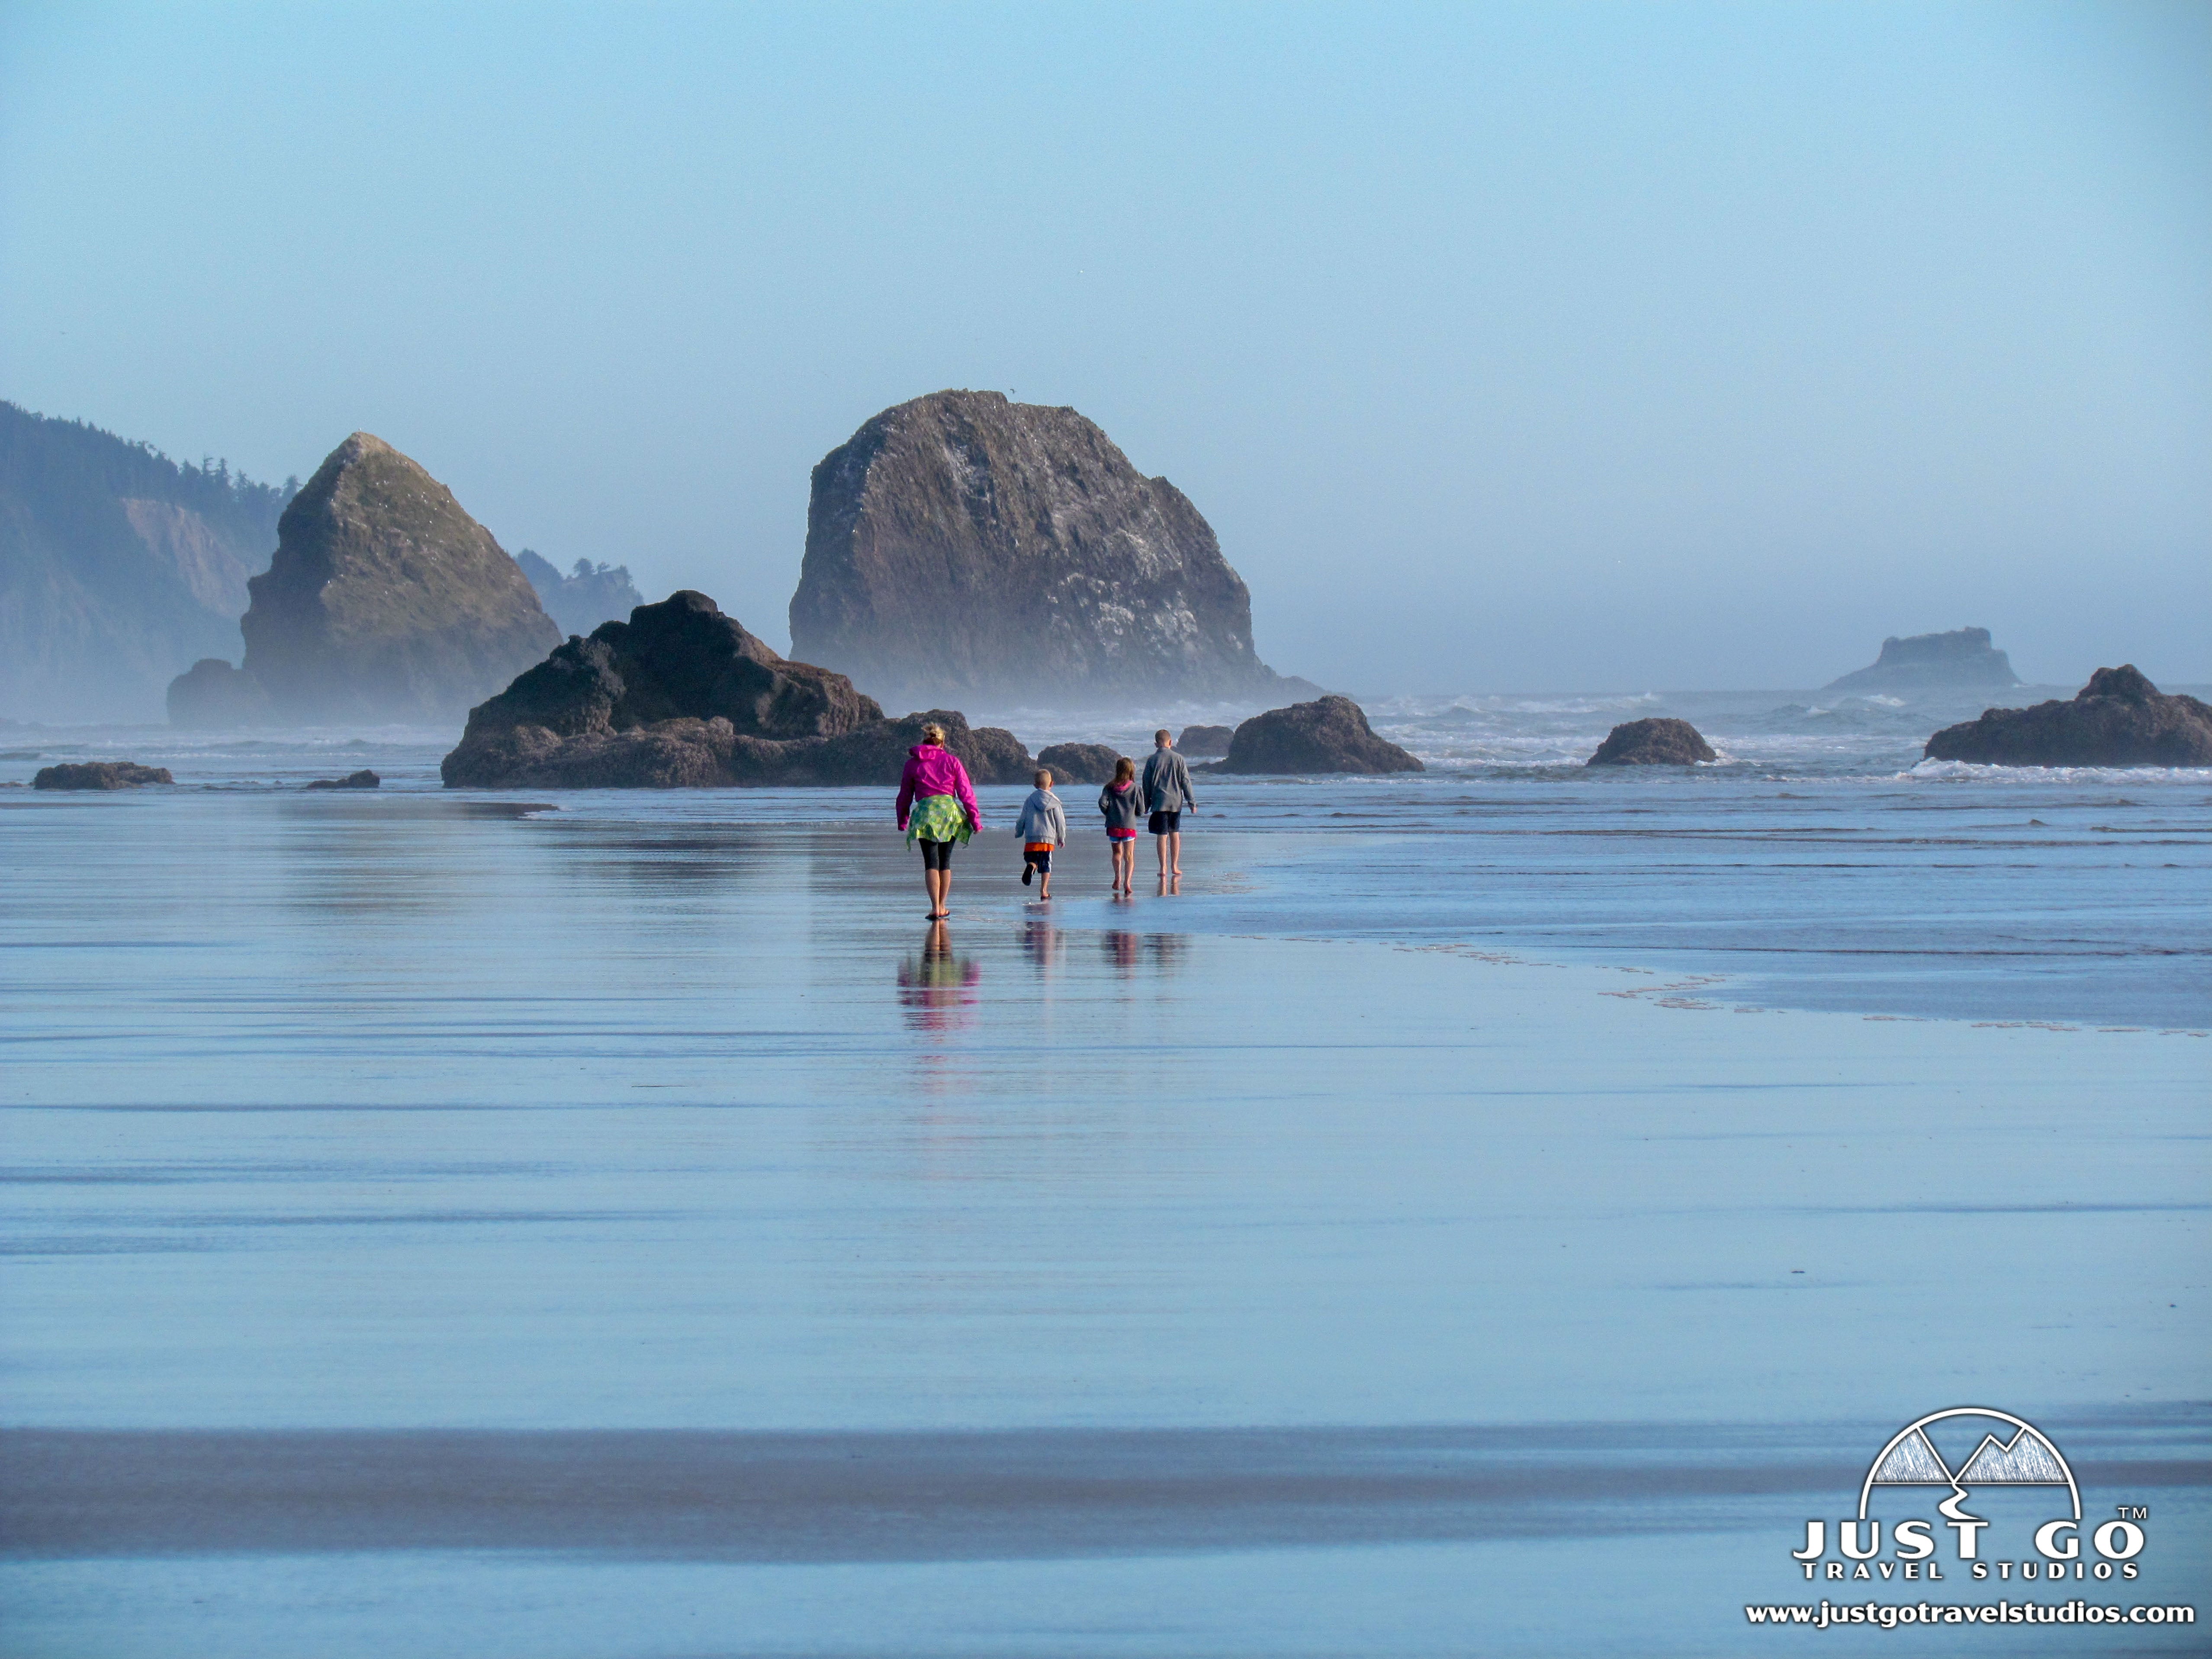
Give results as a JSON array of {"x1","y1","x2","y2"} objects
[{"x1": 895, "y1": 743, "x2": 981, "y2": 832}]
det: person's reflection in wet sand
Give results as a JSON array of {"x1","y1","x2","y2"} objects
[
  {"x1": 1146, "y1": 931, "x2": 1188, "y2": 974},
  {"x1": 896, "y1": 921, "x2": 980, "y2": 1034},
  {"x1": 1156, "y1": 872, "x2": 1181, "y2": 897},
  {"x1": 1020, "y1": 913, "x2": 1064, "y2": 977},
  {"x1": 1102, "y1": 930, "x2": 1142, "y2": 977}
]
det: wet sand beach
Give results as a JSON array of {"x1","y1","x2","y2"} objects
[{"x1": 1, "y1": 740, "x2": 2207, "y2": 1655}]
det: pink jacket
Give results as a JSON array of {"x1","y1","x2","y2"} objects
[{"x1": 896, "y1": 743, "x2": 981, "y2": 831}]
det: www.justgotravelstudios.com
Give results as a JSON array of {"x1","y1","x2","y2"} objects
[{"x1": 1743, "y1": 1599, "x2": 2197, "y2": 1630}]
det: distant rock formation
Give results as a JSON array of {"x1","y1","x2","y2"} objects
[
  {"x1": 1, "y1": 401, "x2": 291, "y2": 723},
  {"x1": 790, "y1": 390, "x2": 1309, "y2": 707},
  {"x1": 441, "y1": 589, "x2": 1032, "y2": 789},
  {"x1": 1824, "y1": 627, "x2": 2020, "y2": 694},
  {"x1": 167, "y1": 659, "x2": 270, "y2": 727},
  {"x1": 304, "y1": 769, "x2": 380, "y2": 790},
  {"x1": 33, "y1": 761, "x2": 173, "y2": 790},
  {"x1": 1177, "y1": 724, "x2": 1234, "y2": 758},
  {"x1": 1222, "y1": 695, "x2": 1423, "y2": 775},
  {"x1": 516, "y1": 549, "x2": 646, "y2": 639},
  {"x1": 170, "y1": 433, "x2": 560, "y2": 727},
  {"x1": 1923, "y1": 666, "x2": 2212, "y2": 767},
  {"x1": 1586, "y1": 718, "x2": 1718, "y2": 766},
  {"x1": 1035, "y1": 742, "x2": 1123, "y2": 785}
]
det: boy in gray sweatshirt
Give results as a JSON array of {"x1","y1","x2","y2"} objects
[{"x1": 1013, "y1": 769, "x2": 1069, "y2": 898}]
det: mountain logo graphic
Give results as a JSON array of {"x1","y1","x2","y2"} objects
[{"x1": 1858, "y1": 1407, "x2": 2079, "y2": 1521}]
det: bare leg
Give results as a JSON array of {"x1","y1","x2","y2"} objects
[
  {"x1": 1169, "y1": 830, "x2": 1183, "y2": 878},
  {"x1": 1155, "y1": 835, "x2": 1169, "y2": 878},
  {"x1": 922, "y1": 854, "x2": 939, "y2": 915},
  {"x1": 938, "y1": 867, "x2": 952, "y2": 916}
]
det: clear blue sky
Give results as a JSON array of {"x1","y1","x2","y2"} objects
[{"x1": 3, "y1": 1, "x2": 2205, "y2": 690}]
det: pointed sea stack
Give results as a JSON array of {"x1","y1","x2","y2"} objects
[
  {"x1": 790, "y1": 390, "x2": 1307, "y2": 708},
  {"x1": 172, "y1": 433, "x2": 559, "y2": 725},
  {"x1": 1923, "y1": 666, "x2": 2212, "y2": 766}
]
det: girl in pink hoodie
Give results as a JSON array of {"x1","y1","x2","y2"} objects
[{"x1": 895, "y1": 724, "x2": 983, "y2": 920}]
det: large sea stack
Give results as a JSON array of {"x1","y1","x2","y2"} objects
[
  {"x1": 1923, "y1": 666, "x2": 2212, "y2": 767},
  {"x1": 441, "y1": 590, "x2": 1032, "y2": 789},
  {"x1": 171, "y1": 434, "x2": 559, "y2": 725},
  {"x1": 790, "y1": 390, "x2": 1304, "y2": 708},
  {"x1": 1824, "y1": 627, "x2": 2020, "y2": 695}
]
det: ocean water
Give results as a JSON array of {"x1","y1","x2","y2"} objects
[{"x1": 1, "y1": 687, "x2": 2206, "y2": 1656}]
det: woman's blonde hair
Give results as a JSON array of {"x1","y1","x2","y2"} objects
[
  {"x1": 921, "y1": 723, "x2": 946, "y2": 745},
  {"x1": 1113, "y1": 755, "x2": 1135, "y2": 783}
]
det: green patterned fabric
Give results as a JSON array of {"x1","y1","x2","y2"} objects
[{"x1": 906, "y1": 792, "x2": 972, "y2": 845}]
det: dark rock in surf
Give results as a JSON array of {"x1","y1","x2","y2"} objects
[
  {"x1": 1034, "y1": 742, "x2": 1124, "y2": 785},
  {"x1": 304, "y1": 769, "x2": 381, "y2": 790},
  {"x1": 33, "y1": 761, "x2": 174, "y2": 790},
  {"x1": 1222, "y1": 695, "x2": 1423, "y2": 775},
  {"x1": 1922, "y1": 666, "x2": 2212, "y2": 767},
  {"x1": 1177, "y1": 724, "x2": 1234, "y2": 758},
  {"x1": 1824, "y1": 627, "x2": 2020, "y2": 695},
  {"x1": 1585, "y1": 718, "x2": 1718, "y2": 766},
  {"x1": 789, "y1": 390, "x2": 1313, "y2": 707},
  {"x1": 440, "y1": 590, "x2": 1032, "y2": 789}
]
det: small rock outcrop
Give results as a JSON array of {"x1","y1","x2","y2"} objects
[
  {"x1": 1177, "y1": 724, "x2": 1234, "y2": 757},
  {"x1": 170, "y1": 433, "x2": 560, "y2": 725},
  {"x1": 304, "y1": 769, "x2": 380, "y2": 790},
  {"x1": 516, "y1": 549, "x2": 646, "y2": 639},
  {"x1": 1923, "y1": 666, "x2": 2212, "y2": 767},
  {"x1": 1222, "y1": 695, "x2": 1423, "y2": 775},
  {"x1": 440, "y1": 590, "x2": 1032, "y2": 789},
  {"x1": 1035, "y1": 742, "x2": 1124, "y2": 785},
  {"x1": 1824, "y1": 627, "x2": 2020, "y2": 694},
  {"x1": 790, "y1": 390, "x2": 1309, "y2": 707},
  {"x1": 1586, "y1": 718, "x2": 1718, "y2": 766},
  {"x1": 33, "y1": 761, "x2": 174, "y2": 789},
  {"x1": 167, "y1": 658, "x2": 270, "y2": 727}
]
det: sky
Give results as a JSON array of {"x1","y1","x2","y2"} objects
[{"x1": 2, "y1": 1, "x2": 2206, "y2": 691}]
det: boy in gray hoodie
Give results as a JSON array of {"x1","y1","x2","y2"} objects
[{"x1": 1013, "y1": 769, "x2": 1069, "y2": 898}]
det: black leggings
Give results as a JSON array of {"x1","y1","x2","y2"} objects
[{"x1": 918, "y1": 838, "x2": 955, "y2": 871}]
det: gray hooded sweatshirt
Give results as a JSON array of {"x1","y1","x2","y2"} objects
[{"x1": 1014, "y1": 788, "x2": 1069, "y2": 846}]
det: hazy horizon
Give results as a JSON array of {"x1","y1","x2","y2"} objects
[{"x1": 4, "y1": 2, "x2": 2207, "y2": 694}]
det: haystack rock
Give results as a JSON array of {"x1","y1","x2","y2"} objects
[
  {"x1": 441, "y1": 589, "x2": 1032, "y2": 790},
  {"x1": 170, "y1": 433, "x2": 559, "y2": 726},
  {"x1": 1824, "y1": 627, "x2": 2020, "y2": 694},
  {"x1": 1923, "y1": 666, "x2": 2212, "y2": 767},
  {"x1": 1586, "y1": 718, "x2": 1718, "y2": 766},
  {"x1": 789, "y1": 391, "x2": 1312, "y2": 707},
  {"x1": 1035, "y1": 742, "x2": 1123, "y2": 785},
  {"x1": 1222, "y1": 695, "x2": 1422, "y2": 775},
  {"x1": 1177, "y1": 724, "x2": 1235, "y2": 758}
]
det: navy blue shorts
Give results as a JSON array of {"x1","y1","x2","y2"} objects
[
  {"x1": 1022, "y1": 847, "x2": 1052, "y2": 873},
  {"x1": 1148, "y1": 810, "x2": 1181, "y2": 836}
]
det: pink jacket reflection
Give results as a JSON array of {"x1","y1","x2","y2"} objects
[{"x1": 895, "y1": 743, "x2": 981, "y2": 832}]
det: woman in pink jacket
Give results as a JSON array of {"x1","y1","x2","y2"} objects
[{"x1": 895, "y1": 723, "x2": 983, "y2": 920}]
